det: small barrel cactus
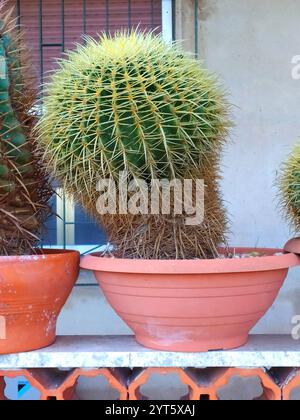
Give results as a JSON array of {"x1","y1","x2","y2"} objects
[
  {"x1": 280, "y1": 142, "x2": 300, "y2": 231},
  {"x1": 37, "y1": 32, "x2": 231, "y2": 259},
  {"x1": 0, "y1": 5, "x2": 52, "y2": 255}
]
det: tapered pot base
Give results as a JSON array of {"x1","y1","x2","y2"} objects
[{"x1": 135, "y1": 334, "x2": 249, "y2": 352}]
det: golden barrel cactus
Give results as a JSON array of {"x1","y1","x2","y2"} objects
[{"x1": 37, "y1": 32, "x2": 231, "y2": 259}]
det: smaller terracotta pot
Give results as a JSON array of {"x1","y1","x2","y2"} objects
[
  {"x1": 81, "y1": 247, "x2": 300, "y2": 352},
  {"x1": 0, "y1": 249, "x2": 80, "y2": 355}
]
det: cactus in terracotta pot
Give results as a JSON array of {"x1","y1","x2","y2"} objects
[
  {"x1": 0, "y1": 5, "x2": 52, "y2": 255},
  {"x1": 37, "y1": 31, "x2": 231, "y2": 259},
  {"x1": 35, "y1": 31, "x2": 300, "y2": 353}
]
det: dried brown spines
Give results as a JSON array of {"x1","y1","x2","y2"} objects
[{"x1": 0, "y1": 4, "x2": 52, "y2": 255}]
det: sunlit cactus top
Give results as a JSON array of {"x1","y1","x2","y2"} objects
[
  {"x1": 37, "y1": 31, "x2": 230, "y2": 196},
  {"x1": 280, "y1": 142, "x2": 300, "y2": 231}
]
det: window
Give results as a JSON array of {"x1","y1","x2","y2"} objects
[{"x1": 8, "y1": 0, "x2": 173, "y2": 252}]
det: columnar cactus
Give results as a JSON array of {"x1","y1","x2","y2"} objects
[
  {"x1": 280, "y1": 142, "x2": 300, "y2": 231},
  {"x1": 37, "y1": 32, "x2": 231, "y2": 259},
  {"x1": 0, "y1": 5, "x2": 52, "y2": 255}
]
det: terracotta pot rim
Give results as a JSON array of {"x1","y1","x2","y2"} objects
[
  {"x1": 0, "y1": 249, "x2": 80, "y2": 264},
  {"x1": 80, "y1": 247, "x2": 300, "y2": 274}
]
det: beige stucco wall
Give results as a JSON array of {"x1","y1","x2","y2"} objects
[
  {"x1": 193, "y1": 0, "x2": 300, "y2": 334},
  {"x1": 58, "y1": 0, "x2": 300, "y2": 337}
]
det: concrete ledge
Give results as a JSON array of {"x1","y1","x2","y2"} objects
[{"x1": 0, "y1": 335, "x2": 299, "y2": 369}]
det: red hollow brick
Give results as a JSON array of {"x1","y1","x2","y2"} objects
[
  {"x1": 0, "y1": 367, "x2": 285, "y2": 401},
  {"x1": 61, "y1": 368, "x2": 129, "y2": 400},
  {"x1": 0, "y1": 368, "x2": 129, "y2": 400},
  {"x1": 26, "y1": 369, "x2": 78, "y2": 400}
]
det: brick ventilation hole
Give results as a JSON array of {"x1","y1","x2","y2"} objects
[
  {"x1": 128, "y1": 368, "x2": 200, "y2": 400},
  {"x1": 0, "y1": 369, "x2": 45, "y2": 400},
  {"x1": 191, "y1": 368, "x2": 282, "y2": 401},
  {"x1": 65, "y1": 368, "x2": 129, "y2": 400}
]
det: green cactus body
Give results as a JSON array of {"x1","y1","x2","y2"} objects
[
  {"x1": 38, "y1": 32, "x2": 230, "y2": 259},
  {"x1": 280, "y1": 142, "x2": 300, "y2": 231},
  {"x1": 0, "y1": 36, "x2": 28, "y2": 176},
  {"x1": 0, "y1": 6, "x2": 52, "y2": 255}
]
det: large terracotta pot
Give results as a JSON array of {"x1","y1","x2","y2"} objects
[
  {"x1": 0, "y1": 249, "x2": 80, "y2": 354},
  {"x1": 81, "y1": 247, "x2": 300, "y2": 352}
]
